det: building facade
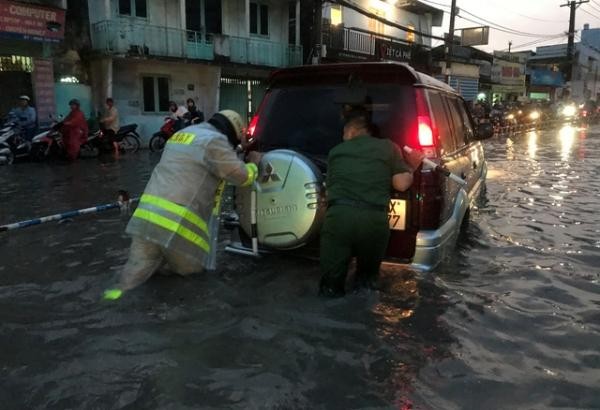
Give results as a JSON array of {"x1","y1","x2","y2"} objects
[
  {"x1": 529, "y1": 38, "x2": 600, "y2": 103},
  {"x1": 490, "y1": 51, "x2": 528, "y2": 103},
  {"x1": 87, "y1": 0, "x2": 302, "y2": 140},
  {"x1": 313, "y1": 0, "x2": 442, "y2": 70}
]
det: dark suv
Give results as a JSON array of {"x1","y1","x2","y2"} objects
[{"x1": 231, "y1": 63, "x2": 492, "y2": 271}]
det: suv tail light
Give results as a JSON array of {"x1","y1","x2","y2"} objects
[
  {"x1": 415, "y1": 88, "x2": 437, "y2": 158},
  {"x1": 247, "y1": 114, "x2": 259, "y2": 139},
  {"x1": 415, "y1": 88, "x2": 442, "y2": 229},
  {"x1": 417, "y1": 115, "x2": 434, "y2": 147}
]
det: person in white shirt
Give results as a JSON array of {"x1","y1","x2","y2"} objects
[{"x1": 168, "y1": 101, "x2": 188, "y2": 131}]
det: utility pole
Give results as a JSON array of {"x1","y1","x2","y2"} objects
[
  {"x1": 444, "y1": 0, "x2": 458, "y2": 84},
  {"x1": 508, "y1": 41, "x2": 512, "y2": 53},
  {"x1": 561, "y1": 0, "x2": 589, "y2": 81}
]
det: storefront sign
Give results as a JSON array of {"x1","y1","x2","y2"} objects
[
  {"x1": 530, "y1": 69, "x2": 564, "y2": 87},
  {"x1": 376, "y1": 39, "x2": 412, "y2": 62},
  {"x1": 33, "y1": 59, "x2": 56, "y2": 126},
  {"x1": 0, "y1": 1, "x2": 65, "y2": 43},
  {"x1": 491, "y1": 58, "x2": 525, "y2": 86}
]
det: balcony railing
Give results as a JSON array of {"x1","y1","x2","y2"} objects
[
  {"x1": 326, "y1": 26, "x2": 416, "y2": 62},
  {"x1": 328, "y1": 26, "x2": 376, "y2": 56},
  {"x1": 229, "y1": 36, "x2": 303, "y2": 67},
  {"x1": 91, "y1": 20, "x2": 302, "y2": 68}
]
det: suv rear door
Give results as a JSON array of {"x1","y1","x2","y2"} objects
[{"x1": 444, "y1": 96, "x2": 483, "y2": 197}]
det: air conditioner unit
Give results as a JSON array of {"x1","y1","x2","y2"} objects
[
  {"x1": 129, "y1": 45, "x2": 147, "y2": 56},
  {"x1": 213, "y1": 35, "x2": 231, "y2": 59}
]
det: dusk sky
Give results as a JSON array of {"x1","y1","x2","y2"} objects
[{"x1": 426, "y1": 0, "x2": 600, "y2": 52}]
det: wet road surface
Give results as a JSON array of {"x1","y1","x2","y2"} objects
[{"x1": 1, "y1": 125, "x2": 599, "y2": 409}]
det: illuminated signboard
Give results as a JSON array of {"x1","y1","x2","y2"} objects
[{"x1": 0, "y1": 0, "x2": 65, "y2": 43}]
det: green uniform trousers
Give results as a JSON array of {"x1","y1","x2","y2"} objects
[{"x1": 320, "y1": 205, "x2": 390, "y2": 291}]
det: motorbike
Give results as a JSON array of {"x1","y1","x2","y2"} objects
[
  {"x1": 149, "y1": 113, "x2": 202, "y2": 152},
  {"x1": 0, "y1": 115, "x2": 30, "y2": 165},
  {"x1": 578, "y1": 103, "x2": 599, "y2": 126},
  {"x1": 521, "y1": 105, "x2": 542, "y2": 130},
  {"x1": 81, "y1": 124, "x2": 141, "y2": 157},
  {"x1": 149, "y1": 117, "x2": 177, "y2": 152},
  {"x1": 29, "y1": 117, "x2": 66, "y2": 161}
]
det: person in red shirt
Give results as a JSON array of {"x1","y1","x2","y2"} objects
[{"x1": 61, "y1": 99, "x2": 88, "y2": 160}]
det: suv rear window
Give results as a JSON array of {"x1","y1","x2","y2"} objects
[{"x1": 255, "y1": 85, "x2": 416, "y2": 159}]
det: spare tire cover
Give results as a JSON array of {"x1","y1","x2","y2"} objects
[{"x1": 236, "y1": 149, "x2": 325, "y2": 249}]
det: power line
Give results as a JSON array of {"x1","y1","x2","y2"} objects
[
  {"x1": 580, "y1": 6, "x2": 600, "y2": 19},
  {"x1": 332, "y1": 0, "x2": 447, "y2": 42},
  {"x1": 584, "y1": 3, "x2": 600, "y2": 14},
  {"x1": 455, "y1": 14, "x2": 560, "y2": 39},
  {"x1": 421, "y1": 0, "x2": 566, "y2": 38},
  {"x1": 593, "y1": 0, "x2": 600, "y2": 8},
  {"x1": 420, "y1": 0, "x2": 564, "y2": 23},
  {"x1": 502, "y1": 35, "x2": 568, "y2": 51},
  {"x1": 458, "y1": 8, "x2": 565, "y2": 38}
]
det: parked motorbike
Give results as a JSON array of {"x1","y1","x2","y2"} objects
[
  {"x1": 81, "y1": 124, "x2": 141, "y2": 157},
  {"x1": 0, "y1": 115, "x2": 30, "y2": 165},
  {"x1": 29, "y1": 117, "x2": 66, "y2": 161},
  {"x1": 149, "y1": 118, "x2": 176, "y2": 152}
]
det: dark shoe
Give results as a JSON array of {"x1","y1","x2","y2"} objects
[
  {"x1": 319, "y1": 277, "x2": 345, "y2": 298},
  {"x1": 353, "y1": 275, "x2": 380, "y2": 291}
]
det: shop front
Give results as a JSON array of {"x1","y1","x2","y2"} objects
[
  {"x1": 0, "y1": 0, "x2": 66, "y2": 125},
  {"x1": 491, "y1": 58, "x2": 526, "y2": 103}
]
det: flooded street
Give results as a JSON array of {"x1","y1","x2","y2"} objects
[{"x1": 1, "y1": 125, "x2": 599, "y2": 409}]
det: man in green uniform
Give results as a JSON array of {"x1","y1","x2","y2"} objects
[{"x1": 319, "y1": 109, "x2": 424, "y2": 297}]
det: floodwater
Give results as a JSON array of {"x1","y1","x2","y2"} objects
[{"x1": 0, "y1": 125, "x2": 599, "y2": 409}]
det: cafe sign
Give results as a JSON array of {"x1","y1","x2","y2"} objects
[
  {"x1": 376, "y1": 39, "x2": 412, "y2": 62},
  {"x1": 0, "y1": 0, "x2": 65, "y2": 43}
]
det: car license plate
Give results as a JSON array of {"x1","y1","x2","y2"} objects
[{"x1": 388, "y1": 199, "x2": 406, "y2": 231}]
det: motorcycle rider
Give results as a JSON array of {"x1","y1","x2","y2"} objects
[
  {"x1": 99, "y1": 97, "x2": 120, "y2": 153},
  {"x1": 9, "y1": 95, "x2": 37, "y2": 141},
  {"x1": 186, "y1": 98, "x2": 204, "y2": 124},
  {"x1": 62, "y1": 99, "x2": 88, "y2": 161},
  {"x1": 103, "y1": 110, "x2": 259, "y2": 299},
  {"x1": 169, "y1": 101, "x2": 188, "y2": 131}
]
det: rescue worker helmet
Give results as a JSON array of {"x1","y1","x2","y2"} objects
[
  {"x1": 18, "y1": 95, "x2": 30, "y2": 101},
  {"x1": 209, "y1": 109, "x2": 245, "y2": 147}
]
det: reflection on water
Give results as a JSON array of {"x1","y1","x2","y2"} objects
[
  {"x1": 1, "y1": 124, "x2": 600, "y2": 409},
  {"x1": 559, "y1": 125, "x2": 576, "y2": 161},
  {"x1": 505, "y1": 137, "x2": 515, "y2": 160},
  {"x1": 527, "y1": 130, "x2": 538, "y2": 160}
]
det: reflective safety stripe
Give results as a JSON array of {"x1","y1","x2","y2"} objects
[
  {"x1": 168, "y1": 132, "x2": 196, "y2": 145},
  {"x1": 212, "y1": 180, "x2": 226, "y2": 216},
  {"x1": 242, "y1": 163, "x2": 258, "y2": 187},
  {"x1": 140, "y1": 194, "x2": 208, "y2": 236},
  {"x1": 132, "y1": 208, "x2": 210, "y2": 252}
]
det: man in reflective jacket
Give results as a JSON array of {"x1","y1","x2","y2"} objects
[{"x1": 104, "y1": 110, "x2": 258, "y2": 299}]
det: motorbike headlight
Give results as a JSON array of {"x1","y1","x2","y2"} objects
[
  {"x1": 506, "y1": 114, "x2": 515, "y2": 120},
  {"x1": 562, "y1": 105, "x2": 576, "y2": 117},
  {"x1": 518, "y1": 110, "x2": 523, "y2": 115},
  {"x1": 529, "y1": 111, "x2": 540, "y2": 120}
]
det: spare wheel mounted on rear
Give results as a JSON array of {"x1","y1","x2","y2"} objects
[{"x1": 235, "y1": 149, "x2": 325, "y2": 250}]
